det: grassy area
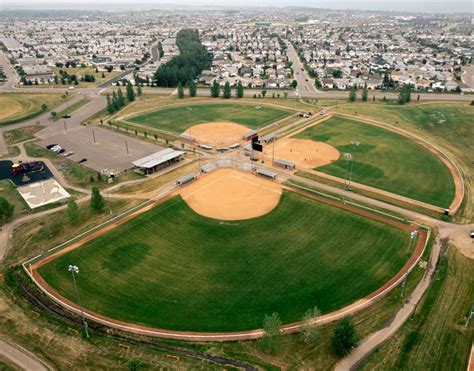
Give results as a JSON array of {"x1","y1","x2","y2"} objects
[
  {"x1": 1, "y1": 198, "x2": 143, "y2": 269},
  {"x1": 330, "y1": 102, "x2": 474, "y2": 221},
  {"x1": 0, "y1": 93, "x2": 64, "y2": 125},
  {"x1": 3, "y1": 126, "x2": 43, "y2": 145},
  {"x1": 50, "y1": 66, "x2": 122, "y2": 88},
  {"x1": 0, "y1": 146, "x2": 20, "y2": 158},
  {"x1": 296, "y1": 116, "x2": 455, "y2": 208},
  {"x1": 361, "y1": 247, "x2": 474, "y2": 370},
  {"x1": 0, "y1": 180, "x2": 28, "y2": 224},
  {"x1": 295, "y1": 170, "x2": 447, "y2": 221},
  {"x1": 128, "y1": 103, "x2": 291, "y2": 133},
  {"x1": 39, "y1": 191, "x2": 412, "y2": 332},
  {"x1": 51, "y1": 97, "x2": 89, "y2": 121}
]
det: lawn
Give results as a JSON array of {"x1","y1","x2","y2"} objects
[
  {"x1": 38, "y1": 191, "x2": 412, "y2": 332},
  {"x1": 3, "y1": 126, "x2": 43, "y2": 145},
  {"x1": 0, "y1": 93, "x2": 64, "y2": 125},
  {"x1": 296, "y1": 116, "x2": 456, "y2": 208},
  {"x1": 128, "y1": 103, "x2": 291, "y2": 133}
]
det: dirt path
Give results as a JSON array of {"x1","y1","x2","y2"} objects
[{"x1": 335, "y1": 234, "x2": 442, "y2": 371}]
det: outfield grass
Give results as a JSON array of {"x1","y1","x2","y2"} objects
[
  {"x1": 128, "y1": 103, "x2": 291, "y2": 133},
  {"x1": 39, "y1": 191, "x2": 412, "y2": 332},
  {"x1": 296, "y1": 116, "x2": 455, "y2": 208},
  {"x1": 0, "y1": 93, "x2": 64, "y2": 124}
]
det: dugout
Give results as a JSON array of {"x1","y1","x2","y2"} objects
[
  {"x1": 180, "y1": 133, "x2": 194, "y2": 142},
  {"x1": 256, "y1": 168, "x2": 277, "y2": 180},
  {"x1": 273, "y1": 158, "x2": 295, "y2": 170},
  {"x1": 176, "y1": 173, "x2": 197, "y2": 186},
  {"x1": 262, "y1": 133, "x2": 277, "y2": 144}
]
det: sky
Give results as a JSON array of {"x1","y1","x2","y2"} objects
[{"x1": 1, "y1": 0, "x2": 471, "y2": 13}]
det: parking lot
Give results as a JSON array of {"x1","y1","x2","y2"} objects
[{"x1": 37, "y1": 121, "x2": 161, "y2": 172}]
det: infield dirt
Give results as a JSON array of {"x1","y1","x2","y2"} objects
[
  {"x1": 180, "y1": 168, "x2": 282, "y2": 220},
  {"x1": 182, "y1": 121, "x2": 250, "y2": 146}
]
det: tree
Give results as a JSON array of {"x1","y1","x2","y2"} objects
[
  {"x1": 210, "y1": 80, "x2": 220, "y2": 98},
  {"x1": 223, "y1": 81, "x2": 231, "y2": 99},
  {"x1": 398, "y1": 84, "x2": 411, "y2": 105},
  {"x1": 361, "y1": 83, "x2": 368, "y2": 102},
  {"x1": 260, "y1": 312, "x2": 282, "y2": 353},
  {"x1": 117, "y1": 88, "x2": 125, "y2": 108},
  {"x1": 332, "y1": 316, "x2": 359, "y2": 357},
  {"x1": 136, "y1": 84, "x2": 142, "y2": 96},
  {"x1": 177, "y1": 82, "x2": 184, "y2": 99},
  {"x1": 236, "y1": 81, "x2": 244, "y2": 98},
  {"x1": 50, "y1": 111, "x2": 57, "y2": 119},
  {"x1": 67, "y1": 198, "x2": 79, "y2": 224},
  {"x1": 126, "y1": 81, "x2": 136, "y2": 102},
  {"x1": 349, "y1": 86, "x2": 357, "y2": 102},
  {"x1": 301, "y1": 306, "x2": 321, "y2": 343},
  {"x1": 106, "y1": 93, "x2": 115, "y2": 114},
  {"x1": 291, "y1": 79, "x2": 298, "y2": 89},
  {"x1": 189, "y1": 79, "x2": 197, "y2": 97},
  {"x1": 261, "y1": 90, "x2": 267, "y2": 98},
  {"x1": 90, "y1": 187, "x2": 105, "y2": 213},
  {"x1": 112, "y1": 91, "x2": 119, "y2": 111},
  {"x1": 0, "y1": 197, "x2": 14, "y2": 221},
  {"x1": 41, "y1": 103, "x2": 48, "y2": 111}
]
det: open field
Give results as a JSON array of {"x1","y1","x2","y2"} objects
[
  {"x1": 330, "y1": 102, "x2": 474, "y2": 221},
  {"x1": 3, "y1": 126, "x2": 43, "y2": 145},
  {"x1": 0, "y1": 94, "x2": 64, "y2": 125},
  {"x1": 128, "y1": 103, "x2": 291, "y2": 133},
  {"x1": 361, "y1": 247, "x2": 474, "y2": 371},
  {"x1": 296, "y1": 116, "x2": 456, "y2": 208},
  {"x1": 37, "y1": 190, "x2": 412, "y2": 332},
  {"x1": 50, "y1": 66, "x2": 121, "y2": 88}
]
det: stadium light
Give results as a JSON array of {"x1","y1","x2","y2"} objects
[{"x1": 68, "y1": 264, "x2": 89, "y2": 338}]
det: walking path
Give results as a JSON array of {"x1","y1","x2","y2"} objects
[{"x1": 0, "y1": 339, "x2": 48, "y2": 371}]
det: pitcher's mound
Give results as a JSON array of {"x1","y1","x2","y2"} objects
[
  {"x1": 180, "y1": 169, "x2": 282, "y2": 221},
  {"x1": 264, "y1": 138, "x2": 340, "y2": 170},
  {"x1": 183, "y1": 122, "x2": 250, "y2": 147}
]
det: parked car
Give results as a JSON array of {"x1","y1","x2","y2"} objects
[
  {"x1": 62, "y1": 115, "x2": 71, "y2": 119},
  {"x1": 62, "y1": 151, "x2": 74, "y2": 157},
  {"x1": 58, "y1": 148, "x2": 66, "y2": 154},
  {"x1": 50, "y1": 145, "x2": 62, "y2": 153},
  {"x1": 46, "y1": 144, "x2": 59, "y2": 149}
]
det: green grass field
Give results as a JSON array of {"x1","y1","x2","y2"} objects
[
  {"x1": 0, "y1": 93, "x2": 63, "y2": 124},
  {"x1": 128, "y1": 103, "x2": 291, "y2": 133},
  {"x1": 39, "y1": 191, "x2": 412, "y2": 332},
  {"x1": 296, "y1": 116, "x2": 455, "y2": 208}
]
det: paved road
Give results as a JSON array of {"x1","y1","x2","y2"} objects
[
  {"x1": 0, "y1": 339, "x2": 48, "y2": 371},
  {"x1": 286, "y1": 41, "x2": 320, "y2": 97},
  {"x1": 0, "y1": 51, "x2": 19, "y2": 90}
]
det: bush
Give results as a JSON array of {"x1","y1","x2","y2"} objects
[{"x1": 332, "y1": 316, "x2": 359, "y2": 357}]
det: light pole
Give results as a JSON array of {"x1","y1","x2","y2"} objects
[
  {"x1": 68, "y1": 265, "x2": 89, "y2": 338},
  {"x1": 342, "y1": 152, "x2": 352, "y2": 203},
  {"x1": 347, "y1": 141, "x2": 359, "y2": 191},
  {"x1": 186, "y1": 107, "x2": 193, "y2": 139}
]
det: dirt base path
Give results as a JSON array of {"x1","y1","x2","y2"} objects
[{"x1": 183, "y1": 122, "x2": 250, "y2": 147}]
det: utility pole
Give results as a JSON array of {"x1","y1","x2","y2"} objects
[
  {"x1": 92, "y1": 129, "x2": 96, "y2": 144},
  {"x1": 68, "y1": 265, "x2": 89, "y2": 338},
  {"x1": 125, "y1": 140, "x2": 129, "y2": 156},
  {"x1": 342, "y1": 152, "x2": 352, "y2": 203},
  {"x1": 63, "y1": 120, "x2": 67, "y2": 134}
]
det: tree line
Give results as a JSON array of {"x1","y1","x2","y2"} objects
[{"x1": 154, "y1": 29, "x2": 211, "y2": 87}]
